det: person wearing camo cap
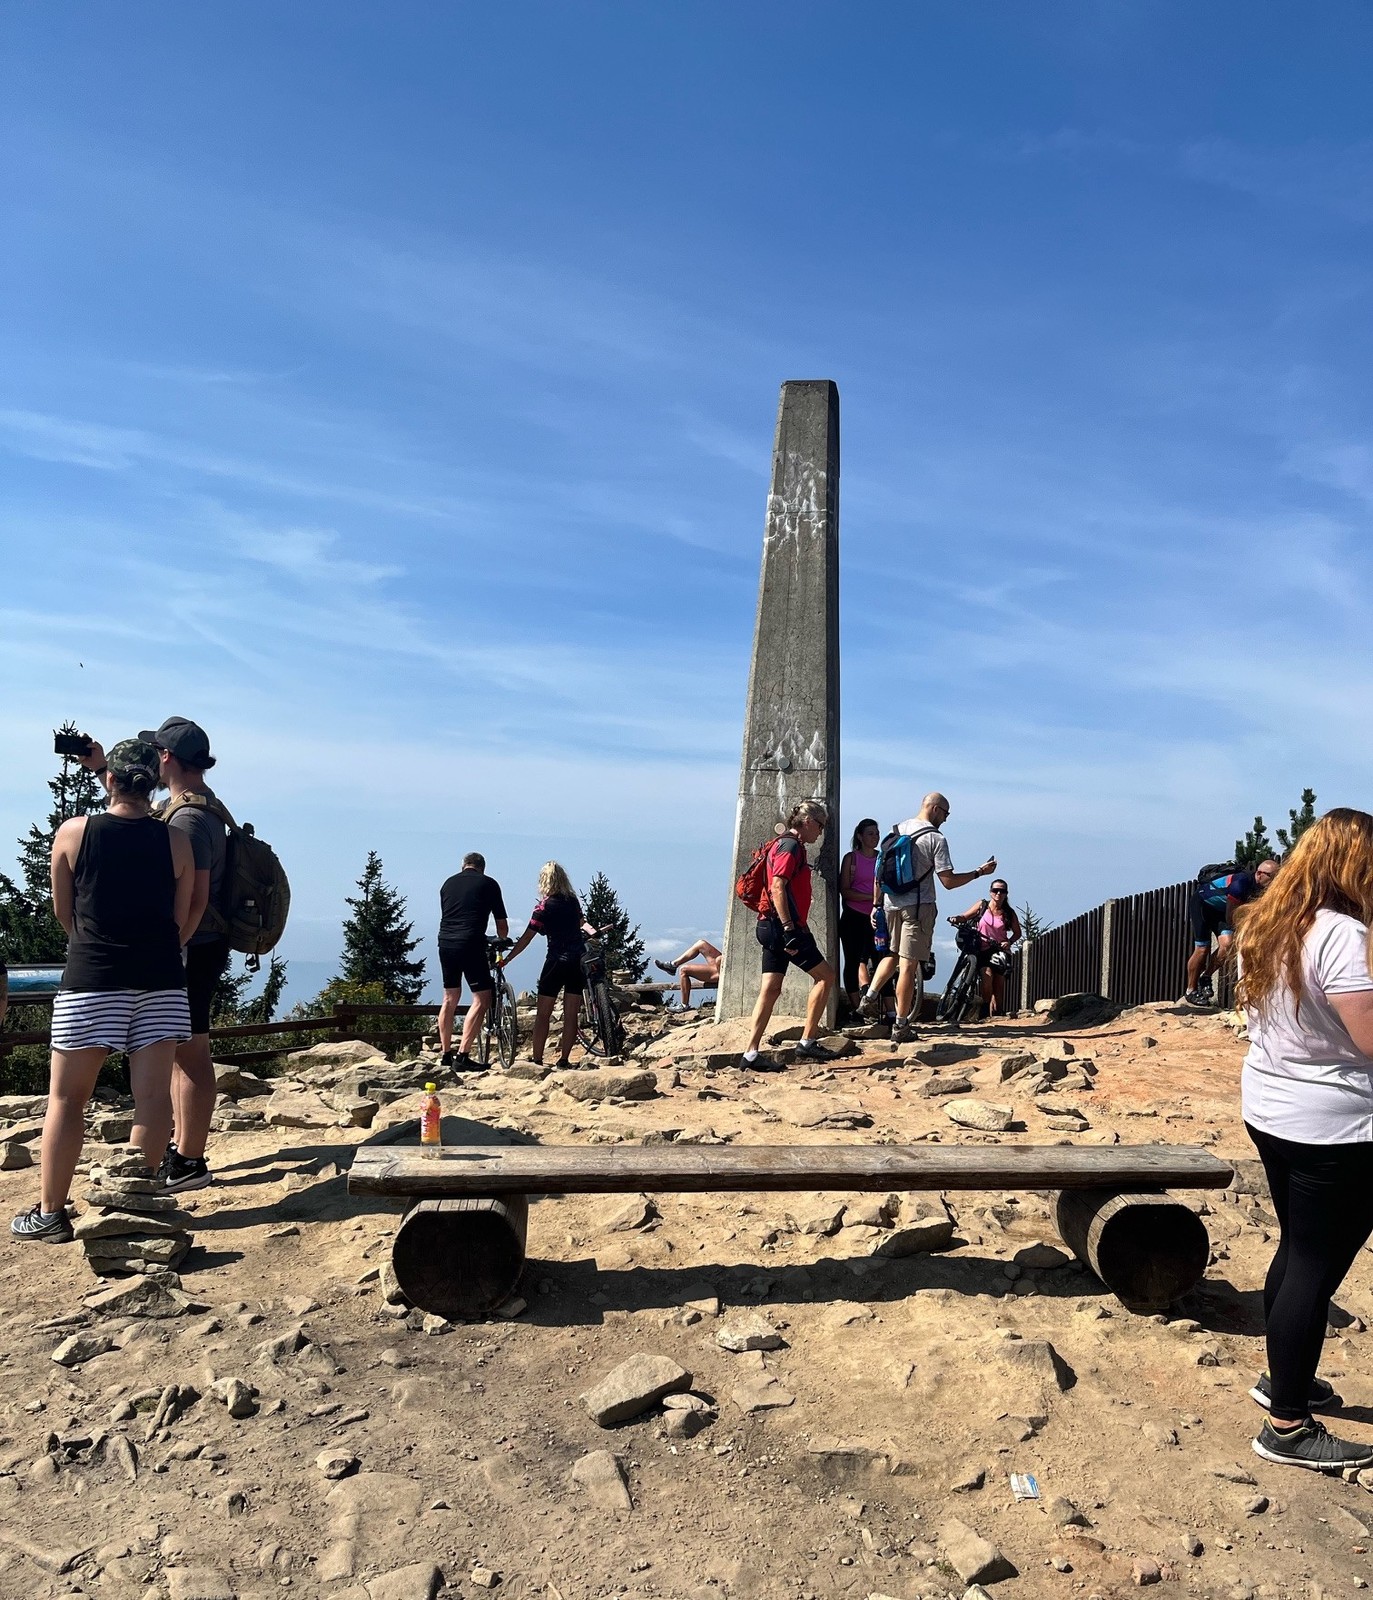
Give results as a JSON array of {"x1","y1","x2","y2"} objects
[{"x1": 11, "y1": 739, "x2": 196, "y2": 1242}]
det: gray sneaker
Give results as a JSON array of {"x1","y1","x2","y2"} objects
[
  {"x1": 794, "y1": 1039, "x2": 840, "y2": 1062},
  {"x1": 10, "y1": 1204, "x2": 74, "y2": 1244},
  {"x1": 890, "y1": 1018, "x2": 916, "y2": 1044},
  {"x1": 1252, "y1": 1417, "x2": 1373, "y2": 1472},
  {"x1": 858, "y1": 992, "x2": 883, "y2": 1022}
]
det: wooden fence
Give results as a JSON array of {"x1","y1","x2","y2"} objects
[{"x1": 999, "y1": 878, "x2": 1234, "y2": 1016}]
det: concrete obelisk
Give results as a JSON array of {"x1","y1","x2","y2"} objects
[{"x1": 716, "y1": 381, "x2": 840, "y2": 1022}]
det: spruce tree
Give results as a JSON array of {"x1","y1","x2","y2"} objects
[
  {"x1": 582, "y1": 871, "x2": 647, "y2": 981},
  {"x1": 0, "y1": 725, "x2": 106, "y2": 962},
  {"x1": 1277, "y1": 788, "x2": 1317, "y2": 853},
  {"x1": 338, "y1": 851, "x2": 425, "y2": 1003},
  {"x1": 1017, "y1": 902, "x2": 1053, "y2": 940},
  {"x1": 1235, "y1": 817, "x2": 1277, "y2": 870}
]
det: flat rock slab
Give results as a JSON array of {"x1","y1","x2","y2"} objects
[
  {"x1": 920, "y1": 1075, "x2": 973, "y2": 1098},
  {"x1": 938, "y1": 1518, "x2": 1016, "y2": 1585},
  {"x1": 750, "y1": 1087, "x2": 873, "y2": 1129},
  {"x1": 166, "y1": 1569, "x2": 237, "y2": 1600},
  {"x1": 364, "y1": 1563, "x2": 445, "y2": 1600},
  {"x1": 873, "y1": 1201, "x2": 955, "y2": 1257},
  {"x1": 75, "y1": 1207, "x2": 193, "y2": 1240},
  {"x1": 83, "y1": 1188, "x2": 180, "y2": 1212},
  {"x1": 547, "y1": 1069, "x2": 658, "y2": 1102},
  {"x1": 265, "y1": 1089, "x2": 340, "y2": 1129},
  {"x1": 731, "y1": 1375, "x2": 796, "y2": 1414},
  {"x1": 945, "y1": 1099, "x2": 1014, "y2": 1132},
  {"x1": 84, "y1": 1276, "x2": 188, "y2": 1319},
  {"x1": 997, "y1": 1337, "x2": 1075, "y2": 1392},
  {"x1": 716, "y1": 1312, "x2": 785, "y2": 1352},
  {"x1": 568, "y1": 1448, "x2": 633, "y2": 1510},
  {"x1": 581, "y1": 1354, "x2": 692, "y2": 1426},
  {"x1": 285, "y1": 1040, "x2": 389, "y2": 1069}
]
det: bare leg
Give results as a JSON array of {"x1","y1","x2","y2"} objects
[
  {"x1": 558, "y1": 994, "x2": 581, "y2": 1064},
  {"x1": 437, "y1": 985, "x2": 463, "y2": 1053},
  {"x1": 459, "y1": 989, "x2": 492, "y2": 1055},
  {"x1": 803, "y1": 962, "x2": 836, "y2": 1037},
  {"x1": 1186, "y1": 945, "x2": 1209, "y2": 991},
  {"x1": 895, "y1": 956, "x2": 921, "y2": 1021},
  {"x1": 867, "y1": 952, "x2": 899, "y2": 994},
  {"x1": 40, "y1": 1047, "x2": 106, "y2": 1213},
  {"x1": 989, "y1": 969, "x2": 1005, "y2": 1016},
  {"x1": 680, "y1": 967, "x2": 692, "y2": 1008},
  {"x1": 531, "y1": 995, "x2": 557, "y2": 1063},
  {"x1": 677, "y1": 962, "x2": 717, "y2": 1008},
  {"x1": 128, "y1": 1039, "x2": 177, "y2": 1173},
  {"x1": 171, "y1": 1033, "x2": 216, "y2": 1159},
  {"x1": 745, "y1": 973, "x2": 786, "y2": 1054}
]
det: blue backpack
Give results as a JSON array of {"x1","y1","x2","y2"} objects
[{"x1": 880, "y1": 826, "x2": 938, "y2": 896}]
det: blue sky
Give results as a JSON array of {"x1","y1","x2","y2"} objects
[{"x1": 3, "y1": 3, "x2": 1372, "y2": 1001}]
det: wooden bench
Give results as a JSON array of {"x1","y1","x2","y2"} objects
[{"x1": 348, "y1": 1142, "x2": 1234, "y2": 1321}]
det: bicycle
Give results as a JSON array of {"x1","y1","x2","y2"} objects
[
  {"x1": 479, "y1": 937, "x2": 520, "y2": 1069},
  {"x1": 935, "y1": 915, "x2": 1009, "y2": 1026},
  {"x1": 576, "y1": 932, "x2": 626, "y2": 1058}
]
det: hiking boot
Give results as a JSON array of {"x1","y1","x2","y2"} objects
[
  {"x1": 794, "y1": 1039, "x2": 840, "y2": 1062},
  {"x1": 890, "y1": 1018, "x2": 916, "y2": 1044},
  {"x1": 158, "y1": 1149, "x2": 212, "y2": 1194},
  {"x1": 1252, "y1": 1416, "x2": 1373, "y2": 1471},
  {"x1": 10, "y1": 1203, "x2": 74, "y2": 1244},
  {"x1": 858, "y1": 992, "x2": 883, "y2": 1022},
  {"x1": 1249, "y1": 1372, "x2": 1339, "y2": 1412},
  {"x1": 654, "y1": 959, "x2": 678, "y2": 976}
]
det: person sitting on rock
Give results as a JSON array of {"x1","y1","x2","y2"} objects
[
  {"x1": 497, "y1": 862, "x2": 598, "y2": 1069},
  {"x1": 654, "y1": 939, "x2": 721, "y2": 1009},
  {"x1": 11, "y1": 740, "x2": 196, "y2": 1243}
]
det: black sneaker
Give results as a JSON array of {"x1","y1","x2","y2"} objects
[
  {"x1": 10, "y1": 1204, "x2": 74, "y2": 1244},
  {"x1": 158, "y1": 1150, "x2": 212, "y2": 1194},
  {"x1": 453, "y1": 1053, "x2": 486, "y2": 1073},
  {"x1": 740, "y1": 1053, "x2": 786, "y2": 1073},
  {"x1": 794, "y1": 1039, "x2": 840, "y2": 1062},
  {"x1": 1252, "y1": 1416, "x2": 1373, "y2": 1472},
  {"x1": 439, "y1": 1050, "x2": 456, "y2": 1067},
  {"x1": 1248, "y1": 1372, "x2": 1339, "y2": 1412}
]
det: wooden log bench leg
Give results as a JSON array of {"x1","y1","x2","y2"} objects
[
  {"x1": 392, "y1": 1195, "x2": 529, "y2": 1319},
  {"x1": 1055, "y1": 1187, "x2": 1210, "y2": 1312}
]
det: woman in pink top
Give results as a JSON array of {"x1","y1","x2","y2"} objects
[
  {"x1": 956, "y1": 878, "x2": 1022, "y2": 1018},
  {"x1": 838, "y1": 819, "x2": 881, "y2": 1014}
]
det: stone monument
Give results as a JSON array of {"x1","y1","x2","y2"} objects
[{"x1": 716, "y1": 380, "x2": 840, "y2": 1022}]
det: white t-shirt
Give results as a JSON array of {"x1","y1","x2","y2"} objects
[
  {"x1": 883, "y1": 819, "x2": 954, "y2": 912},
  {"x1": 1241, "y1": 909, "x2": 1373, "y2": 1144}
]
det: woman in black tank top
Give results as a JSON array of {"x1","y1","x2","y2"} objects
[{"x1": 11, "y1": 739, "x2": 196, "y2": 1243}]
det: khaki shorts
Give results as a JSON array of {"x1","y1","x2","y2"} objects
[{"x1": 887, "y1": 903, "x2": 936, "y2": 964}]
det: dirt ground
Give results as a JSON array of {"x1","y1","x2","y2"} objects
[{"x1": 2, "y1": 1000, "x2": 1373, "y2": 1600}]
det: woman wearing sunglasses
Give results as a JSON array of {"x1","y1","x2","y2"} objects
[{"x1": 954, "y1": 879, "x2": 1022, "y2": 1018}]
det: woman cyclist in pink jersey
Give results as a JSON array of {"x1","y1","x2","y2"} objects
[
  {"x1": 954, "y1": 878, "x2": 1022, "y2": 1018},
  {"x1": 838, "y1": 819, "x2": 881, "y2": 1017}
]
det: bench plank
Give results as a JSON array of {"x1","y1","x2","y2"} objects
[{"x1": 348, "y1": 1142, "x2": 1233, "y2": 1198}]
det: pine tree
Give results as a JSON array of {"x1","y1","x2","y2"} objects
[
  {"x1": 582, "y1": 871, "x2": 647, "y2": 981},
  {"x1": 1235, "y1": 817, "x2": 1277, "y2": 870},
  {"x1": 1018, "y1": 902, "x2": 1053, "y2": 941},
  {"x1": 212, "y1": 953, "x2": 288, "y2": 1026},
  {"x1": 337, "y1": 851, "x2": 425, "y2": 1003},
  {"x1": 1277, "y1": 788, "x2": 1317, "y2": 853},
  {"x1": 0, "y1": 725, "x2": 106, "y2": 962}
]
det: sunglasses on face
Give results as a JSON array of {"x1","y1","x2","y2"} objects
[{"x1": 990, "y1": 886, "x2": 1007, "y2": 894}]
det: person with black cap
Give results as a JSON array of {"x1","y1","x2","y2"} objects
[
  {"x1": 80, "y1": 716, "x2": 228, "y2": 1194},
  {"x1": 11, "y1": 739, "x2": 196, "y2": 1242}
]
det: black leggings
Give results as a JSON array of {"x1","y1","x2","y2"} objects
[
  {"x1": 1247, "y1": 1123, "x2": 1373, "y2": 1420},
  {"x1": 839, "y1": 907, "x2": 876, "y2": 994}
]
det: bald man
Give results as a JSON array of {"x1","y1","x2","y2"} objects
[{"x1": 859, "y1": 792, "x2": 997, "y2": 1042}]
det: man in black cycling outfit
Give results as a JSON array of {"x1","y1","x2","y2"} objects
[{"x1": 436, "y1": 852, "x2": 509, "y2": 1068}]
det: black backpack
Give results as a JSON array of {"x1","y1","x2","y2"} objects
[
  {"x1": 1196, "y1": 860, "x2": 1238, "y2": 886},
  {"x1": 160, "y1": 793, "x2": 290, "y2": 965}
]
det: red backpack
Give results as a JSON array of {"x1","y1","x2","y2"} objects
[{"x1": 734, "y1": 839, "x2": 775, "y2": 915}]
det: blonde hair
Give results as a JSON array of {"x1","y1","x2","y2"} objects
[
  {"x1": 538, "y1": 860, "x2": 576, "y2": 901},
  {"x1": 1237, "y1": 808, "x2": 1373, "y2": 1015}
]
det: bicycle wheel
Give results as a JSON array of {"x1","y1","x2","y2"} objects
[
  {"x1": 495, "y1": 975, "x2": 519, "y2": 1068},
  {"x1": 596, "y1": 981, "x2": 625, "y2": 1055},
  {"x1": 936, "y1": 955, "x2": 976, "y2": 1024},
  {"x1": 576, "y1": 986, "x2": 606, "y2": 1056}
]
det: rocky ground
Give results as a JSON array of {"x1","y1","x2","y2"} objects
[{"x1": 2, "y1": 999, "x2": 1373, "y2": 1600}]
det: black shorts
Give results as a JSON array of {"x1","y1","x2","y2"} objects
[
  {"x1": 538, "y1": 953, "x2": 586, "y2": 999},
  {"x1": 756, "y1": 915, "x2": 825, "y2": 976},
  {"x1": 438, "y1": 941, "x2": 494, "y2": 993},
  {"x1": 1189, "y1": 893, "x2": 1228, "y2": 947},
  {"x1": 185, "y1": 938, "x2": 231, "y2": 1035}
]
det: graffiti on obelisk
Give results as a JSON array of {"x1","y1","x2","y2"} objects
[{"x1": 716, "y1": 381, "x2": 840, "y2": 1022}]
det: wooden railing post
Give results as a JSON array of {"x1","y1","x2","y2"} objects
[{"x1": 1099, "y1": 898, "x2": 1116, "y2": 1001}]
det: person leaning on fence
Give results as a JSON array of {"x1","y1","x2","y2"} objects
[
  {"x1": 740, "y1": 801, "x2": 838, "y2": 1069},
  {"x1": 11, "y1": 740, "x2": 196, "y2": 1243},
  {"x1": 859, "y1": 792, "x2": 996, "y2": 1043},
  {"x1": 1236, "y1": 810, "x2": 1373, "y2": 1472},
  {"x1": 1186, "y1": 858, "x2": 1279, "y2": 1007}
]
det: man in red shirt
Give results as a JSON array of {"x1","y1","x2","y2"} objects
[{"x1": 742, "y1": 800, "x2": 838, "y2": 1068}]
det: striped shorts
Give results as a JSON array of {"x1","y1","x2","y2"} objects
[{"x1": 51, "y1": 989, "x2": 192, "y2": 1055}]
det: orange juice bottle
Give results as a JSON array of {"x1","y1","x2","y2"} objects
[{"x1": 420, "y1": 1082, "x2": 442, "y2": 1157}]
